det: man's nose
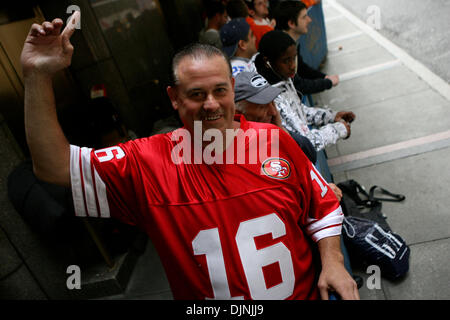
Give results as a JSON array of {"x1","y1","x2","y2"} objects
[
  {"x1": 203, "y1": 94, "x2": 220, "y2": 111},
  {"x1": 289, "y1": 60, "x2": 297, "y2": 72}
]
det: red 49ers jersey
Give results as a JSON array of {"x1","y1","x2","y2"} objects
[{"x1": 70, "y1": 115, "x2": 343, "y2": 300}]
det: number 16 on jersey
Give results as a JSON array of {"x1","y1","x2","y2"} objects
[{"x1": 192, "y1": 213, "x2": 295, "y2": 300}]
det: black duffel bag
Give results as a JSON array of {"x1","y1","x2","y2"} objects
[{"x1": 338, "y1": 180, "x2": 410, "y2": 280}]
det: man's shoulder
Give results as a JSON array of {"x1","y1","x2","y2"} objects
[
  {"x1": 202, "y1": 28, "x2": 220, "y2": 38},
  {"x1": 119, "y1": 131, "x2": 176, "y2": 157},
  {"x1": 231, "y1": 57, "x2": 252, "y2": 76},
  {"x1": 231, "y1": 57, "x2": 250, "y2": 64},
  {"x1": 246, "y1": 121, "x2": 278, "y2": 131}
]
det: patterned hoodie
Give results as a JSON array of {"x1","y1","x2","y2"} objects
[{"x1": 272, "y1": 77, "x2": 348, "y2": 152}]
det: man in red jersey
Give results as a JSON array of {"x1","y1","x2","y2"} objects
[{"x1": 21, "y1": 11, "x2": 358, "y2": 300}]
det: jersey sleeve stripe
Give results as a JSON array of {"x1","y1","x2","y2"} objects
[
  {"x1": 70, "y1": 145, "x2": 111, "y2": 219},
  {"x1": 305, "y1": 206, "x2": 343, "y2": 241},
  {"x1": 93, "y1": 165, "x2": 110, "y2": 218},
  {"x1": 89, "y1": 158, "x2": 101, "y2": 217},
  {"x1": 70, "y1": 145, "x2": 87, "y2": 217},
  {"x1": 309, "y1": 225, "x2": 343, "y2": 242},
  {"x1": 80, "y1": 147, "x2": 98, "y2": 217}
]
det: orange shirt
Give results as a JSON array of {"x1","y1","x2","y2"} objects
[
  {"x1": 246, "y1": 17, "x2": 273, "y2": 49},
  {"x1": 302, "y1": 0, "x2": 318, "y2": 7}
]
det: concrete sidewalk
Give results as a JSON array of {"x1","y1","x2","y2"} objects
[
  {"x1": 315, "y1": 0, "x2": 450, "y2": 299},
  {"x1": 100, "y1": 0, "x2": 450, "y2": 301}
]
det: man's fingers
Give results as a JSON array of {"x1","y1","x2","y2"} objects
[
  {"x1": 29, "y1": 19, "x2": 63, "y2": 38},
  {"x1": 319, "y1": 287, "x2": 329, "y2": 300},
  {"x1": 61, "y1": 11, "x2": 80, "y2": 40},
  {"x1": 61, "y1": 11, "x2": 79, "y2": 53},
  {"x1": 29, "y1": 23, "x2": 46, "y2": 37},
  {"x1": 52, "y1": 18, "x2": 64, "y2": 25},
  {"x1": 51, "y1": 18, "x2": 64, "y2": 35},
  {"x1": 337, "y1": 280, "x2": 359, "y2": 300},
  {"x1": 346, "y1": 112, "x2": 356, "y2": 122},
  {"x1": 42, "y1": 21, "x2": 54, "y2": 34},
  {"x1": 354, "y1": 284, "x2": 360, "y2": 299}
]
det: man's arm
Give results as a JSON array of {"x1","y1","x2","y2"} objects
[
  {"x1": 296, "y1": 54, "x2": 327, "y2": 80},
  {"x1": 293, "y1": 74, "x2": 332, "y2": 95},
  {"x1": 21, "y1": 13, "x2": 79, "y2": 187},
  {"x1": 24, "y1": 73, "x2": 70, "y2": 186},
  {"x1": 317, "y1": 235, "x2": 359, "y2": 300}
]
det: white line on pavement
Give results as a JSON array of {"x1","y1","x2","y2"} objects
[
  {"x1": 327, "y1": 31, "x2": 364, "y2": 45},
  {"x1": 326, "y1": 0, "x2": 450, "y2": 101},
  {"x1": 324, "y1": 15, "x2": 344, "y2": 23},
  {"x1": 328, "y1": 130, "x2": 450, "y2": 167},
  {"x1": 338, "y1": 60, "x2": 401, "y2": 82}
]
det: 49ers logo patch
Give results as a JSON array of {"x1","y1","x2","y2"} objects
[{"x1": 261, "y1": 158, "x2": 291, "y2": 180}]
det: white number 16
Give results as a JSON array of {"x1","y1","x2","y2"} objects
[{"x1": 192, "y1": 213, "x2": 295, "y2": 300}]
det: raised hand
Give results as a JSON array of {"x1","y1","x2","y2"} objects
[{"x1": 20, "y1": 11, "x2": 80, "y2": 77}]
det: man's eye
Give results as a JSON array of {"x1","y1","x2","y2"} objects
[
  {"x1": 284, "y1": 57, "x2": 295, "y2": 64},
  {"x1": 215, "y1": 88, "x2": 227, "y2": 94},
  {"x1": 190, "y1": 92, "x2": 204, "y2": 99}
]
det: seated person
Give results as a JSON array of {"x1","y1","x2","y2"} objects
[
  {"x1": 220, "y1": 18, "x2": 257, "y2": 76},
  {"x1": 244, "y1": 0, "x2": 273, "y2": 26},
  {"x1": 199, "y1": 0, "x2": 229, "y2": 49},
  {"x1": 273, "y1": 0, "x2": 339, "y2": 94},
  {"x1": 234, "y1": 71, "x2": 347, "y2": 201},
  {"x1": 234, "y1": 71, "x2": 316, "y2": 164},
  {"x1": 226, "y1": 0, "x2": 273, "y2": 49},
  {"x1": 253, "y1": 30, "x2": 355, "y2": 152}
]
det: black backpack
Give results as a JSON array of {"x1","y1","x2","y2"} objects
[{"x1": 337, "y1": 180, "x2": 410, "y2": 280}]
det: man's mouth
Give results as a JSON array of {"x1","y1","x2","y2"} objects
[{"x1": 203, "y1": 114, "x2": 222, "y2": 121}]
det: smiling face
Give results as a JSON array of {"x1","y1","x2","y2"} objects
[
  {"x1": 272, "y1": 44, "x2": 298, "y2": 80},
  {"x1": 167, "y1": 54, "x2": 237, "y2": 137}
]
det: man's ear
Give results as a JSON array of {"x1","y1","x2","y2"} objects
[
  {"x1": 248, "y1": 9, "x2": 256, "y2": 18},
  {"x1": 166, "y1": 86, "x2": 178, "y2": 110},
  {"x1": 287, "y1": 19, "x2": 296, "y2": 30},
  {"x1": 237, "y1": 39, "x2": 246, "y2": 51}
]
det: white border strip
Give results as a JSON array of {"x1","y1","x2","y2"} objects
[
  {"x1": 328, "y1": 129, "x2": 450, "y2": 167},
  {"x1": 339, "y1": 60, "x2": 401, "y2": 82},
  {"x1": 325, "y1": 15, "x2": 344, "y2": 23},
  {"x1": 327, "y1": 0, "x2": 450, "y2": 101},
  {"x1": 327, "y1": 31, "x2": 363, "y2": 45},
  {"x1": 70, "y1": 145, "x2": 87, "y2": 217}
]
